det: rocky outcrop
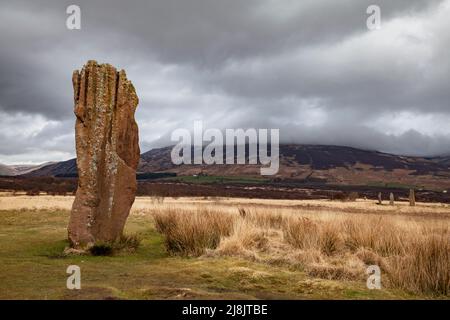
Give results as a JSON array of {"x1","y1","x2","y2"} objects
[{"x1": 68, "y1": 60, "x2": 140, "y2": 248}]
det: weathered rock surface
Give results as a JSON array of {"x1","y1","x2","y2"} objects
[{"x1": 68, "y1": 60, "x2": 140, "y2": 248}]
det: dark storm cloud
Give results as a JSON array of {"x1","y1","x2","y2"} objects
[{"x1": 0, "y1": 0, "x2": 449, "y2": 163}]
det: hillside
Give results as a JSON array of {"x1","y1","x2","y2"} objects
[
  {"x1": 25, "y1": 144, "x2": 450, "y2": 190},
  {"x1": 0, "y1": 164, "x2": 17, "y2": 176},
  {"x1": 0, "y1": 162, "x2": 57, "y2": 176},
  {"x1": 26, "y1": 159, "x2": 78, "y2": 177}
]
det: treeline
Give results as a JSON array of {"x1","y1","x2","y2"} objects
[
  {"x1": 0, "y1": 176, "x2": 77, "y2": 195},
  {"x1": 55, "y1": 172, "x2": 177, "y2": 180},
  {"x1": 1, "y1": 176, "x2": 355, "y2": 200}
]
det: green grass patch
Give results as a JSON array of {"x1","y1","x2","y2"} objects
[
  {"x1": 167, "y1": 175, "x2": 270, "y2": 184},
  {"x1": 367, "y1": 181, "x2": 421, "y2": 190}
]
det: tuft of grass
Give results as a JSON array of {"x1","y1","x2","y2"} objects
[
  {"x1": 282, "y1": 217, "x2": 319, "y2": 250},
  {"x1": 386, "y1": 233, "x2": 449, "y2": 296},
  {"x1": 153, "y1": 208, "x2": 233, "y2": 256},
  {"x1": 213, "y1": 219, "x2": 269, "y2": 260},
  {"x1": 342, "y1": 217, "x2": 406, "y2": 256},
  {"x1": 319, "y1": 223, "x2": 342, "y2": 256},
  {"x1": 114, "y1": 234, "x2": 142, "y2": 252}
]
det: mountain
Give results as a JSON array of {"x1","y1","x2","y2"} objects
[
  {"x1": 0, "y1": 162, "x2": 57, "y2": 176},
  {"x1": 0, "y1": 164, "x2": 17, "y2": 176},
  {"x1": 25, "y1": 144, "x2": 450, "y2": 189},
  {"x1": 430, "y1": 156, "x2": 450, "y2": 167},
  {"x1": 26, "y1": 158, "x2": 78, "y2": 177},
  {"x1": 9, "y1": 162, "x2": 57, "y2": 175}
]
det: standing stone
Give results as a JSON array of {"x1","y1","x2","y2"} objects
[
  {"x1": 389, "y1": 192, "x2": 395, "y2": 206},
  {"x1": 68, "y1": 61, "x2": 140, "y2": 248},
  {"x1": 409, "y1": 189, "x2": 416, "y2": 207},
  {"x1": 377, "y1": 192, "x2": 383, "y2": 205}
]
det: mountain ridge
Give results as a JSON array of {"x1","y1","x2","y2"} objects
[
  {"x1": 0, "y1": 162, "x2": 57, "y2": 176},
  {"x1": 19, "y1": 144, "x2": 450, "y2": 190}
]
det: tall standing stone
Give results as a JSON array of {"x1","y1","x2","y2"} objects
[{"x1": 68, "y1": 61, "x2": 140, "y2": 248}]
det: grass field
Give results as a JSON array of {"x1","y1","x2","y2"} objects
[{"x1": 0, "y1": 195, "x2": 448, "y2": 299}]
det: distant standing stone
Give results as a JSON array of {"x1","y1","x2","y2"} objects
[
  {"x1": 409, "y1": 189, "x2": 416, "y2": 207},
  {"x1": 389, "y1": 192, "x2": 395, "y2": 205},
  {"x1": 377, "y1": 192, "x2": 383, "y2": 205},
  {"x1": 68, "y1": 60, "x2": 140, "y2": 248}
]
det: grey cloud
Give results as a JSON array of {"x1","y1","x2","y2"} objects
[{"x1": 0, "y1": 0, "x2": 449, "y2": 163}]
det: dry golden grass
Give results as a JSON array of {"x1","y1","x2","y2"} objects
[
  {"x1": 148, "y1": 200, "x2": 449, "y2": 297},
  {"x1": 1, "y1": 193, "x2": 449, "y2": 216},
  {"x1": 385, "y1": 233, "x2": 449, "y2": 295},
  {"x1": 153, "y1": 208, "x2": 233, "y2": 256}
]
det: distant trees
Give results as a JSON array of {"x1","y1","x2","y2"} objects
[{"x1": 0, "y1": 176, "x2": 77, "y2": 196}]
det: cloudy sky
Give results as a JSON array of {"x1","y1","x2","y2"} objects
[{"x1": 1, "y1": 0, "x2": 450, "y2": 164}]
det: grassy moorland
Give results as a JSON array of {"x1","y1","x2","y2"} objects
[{"x1": 0, "y1": 195, "x2": 448, "y2": 300}]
